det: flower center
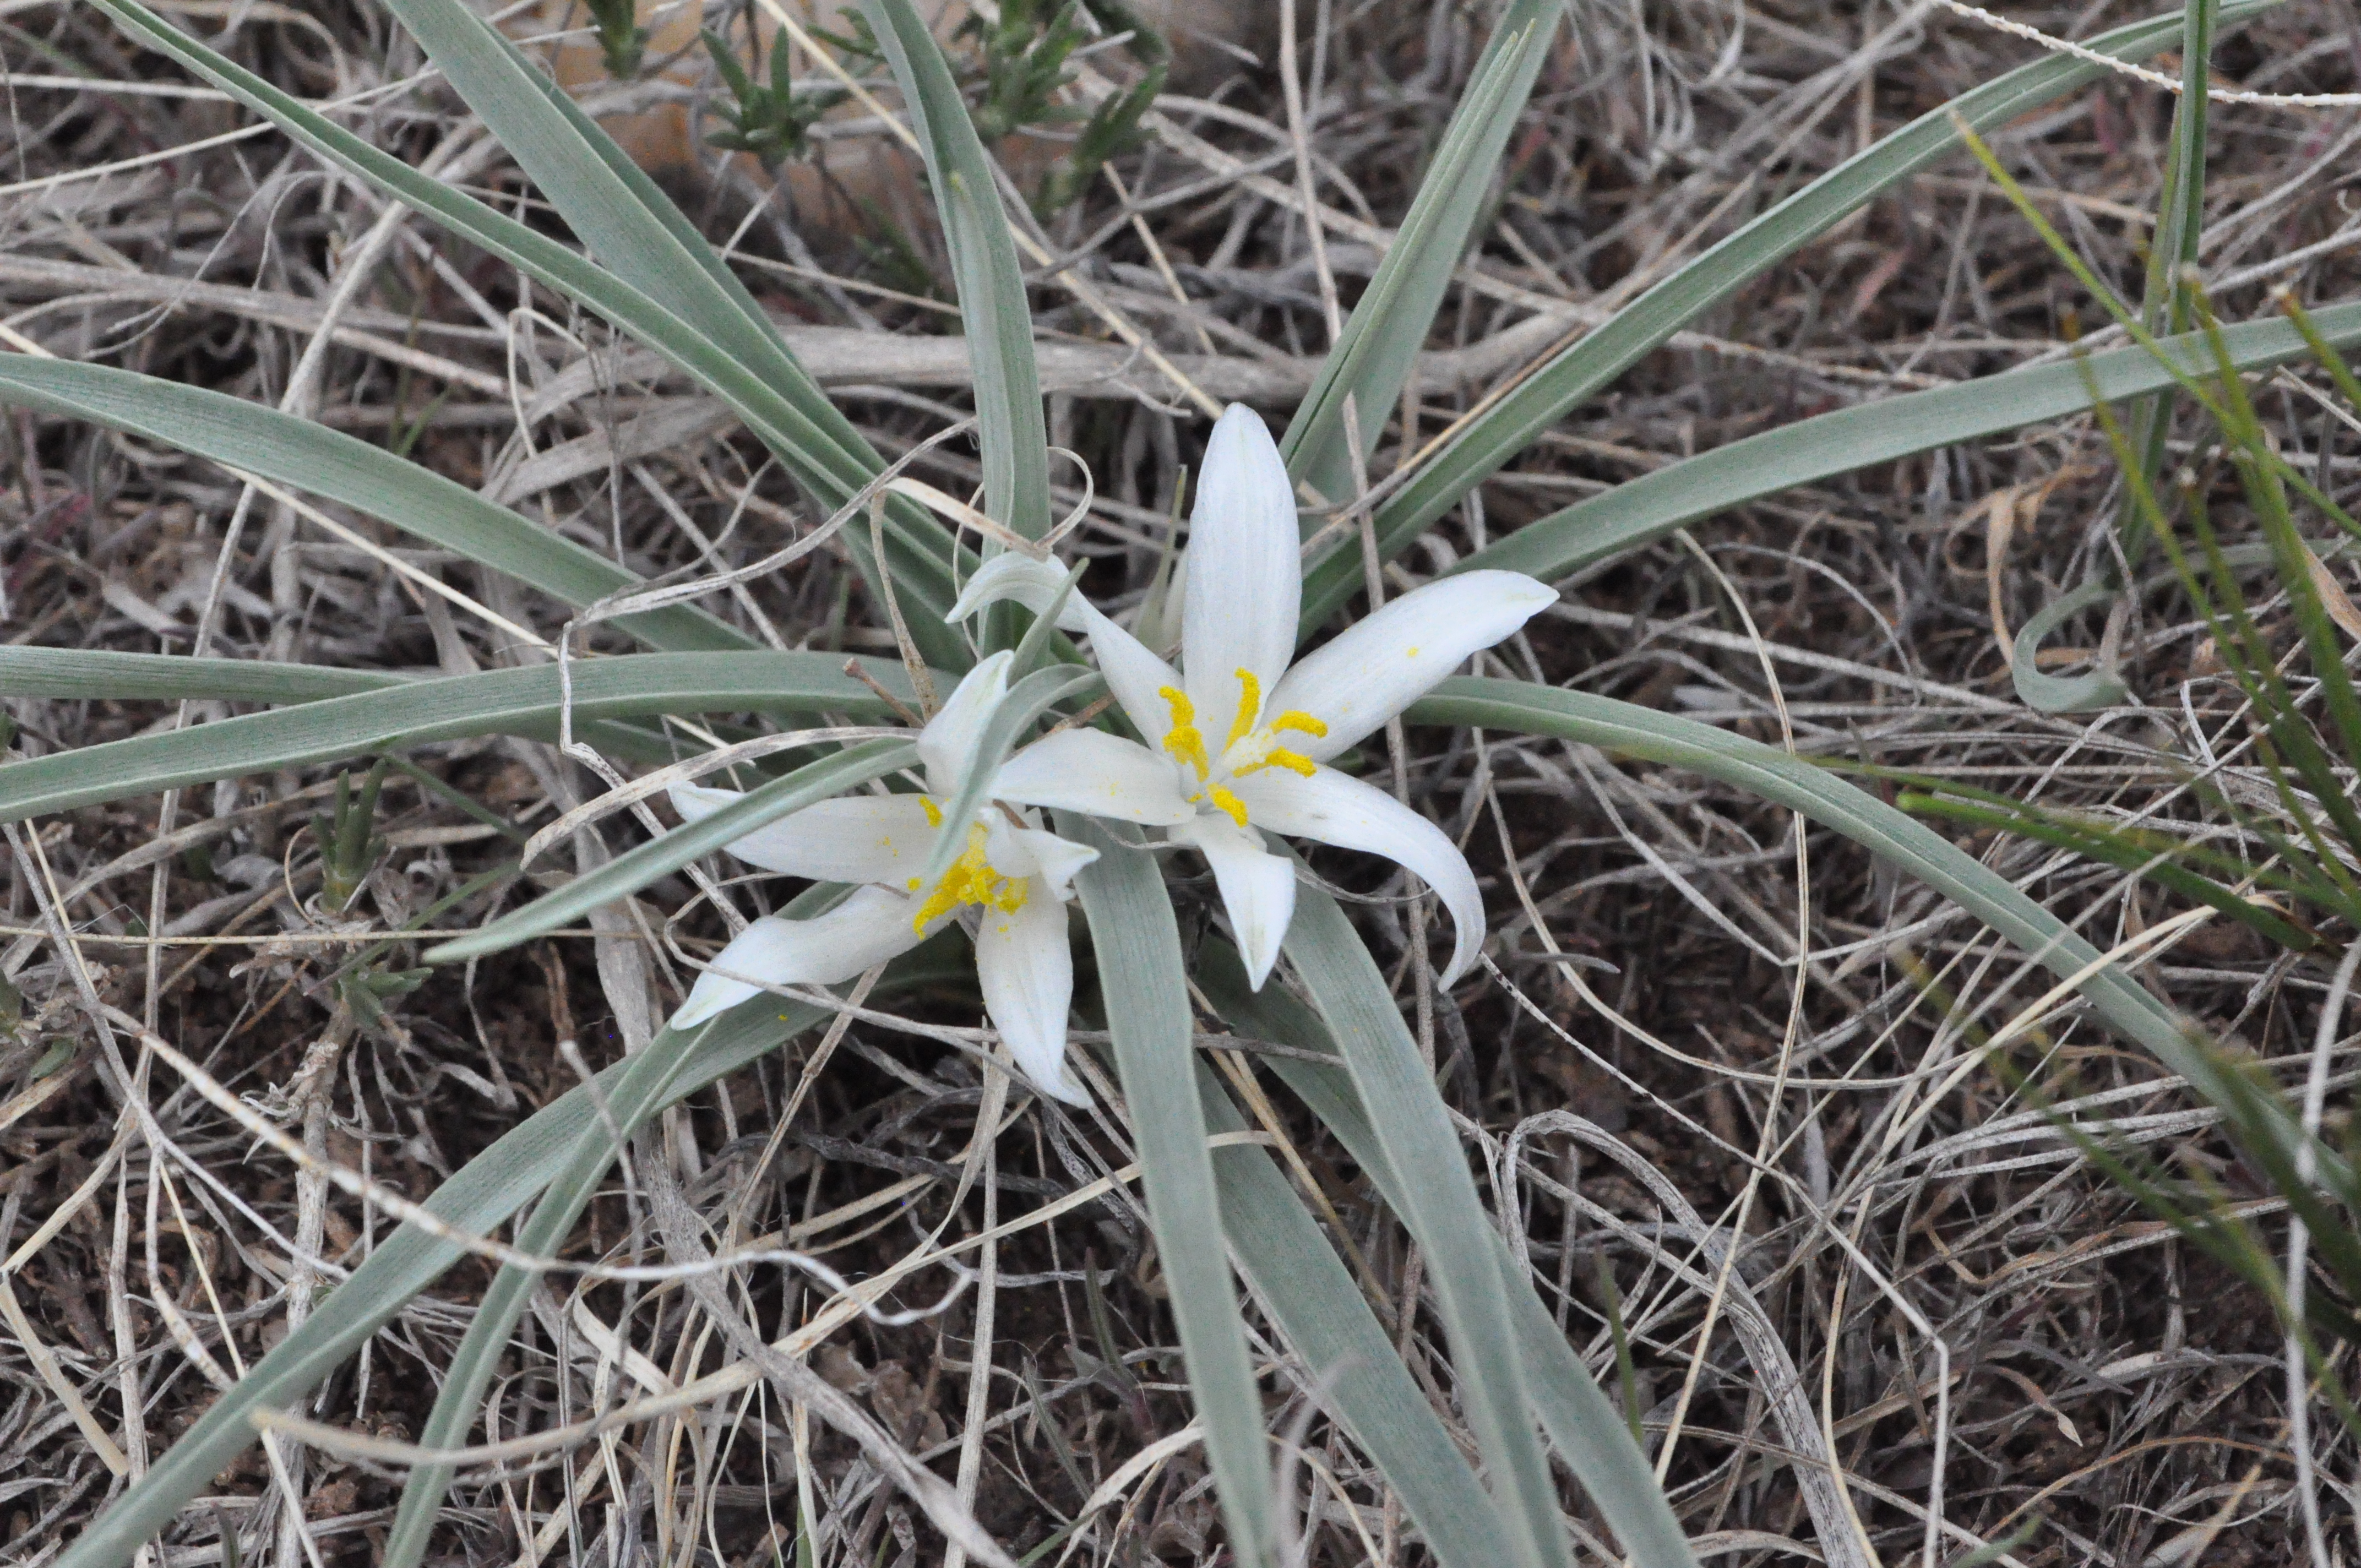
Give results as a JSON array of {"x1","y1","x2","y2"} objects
[
  {"x1": 1156, "y1": 669, "x2": 1328, "y2": 828},
  {"x1": 907, "y1": 816, "x2": 1027, "y2": 930}
]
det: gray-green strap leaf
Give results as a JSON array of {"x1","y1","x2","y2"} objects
[
  {"x1": 1449, "y1": 300, "x2": 2361, "y2": 588},
  {"x1": 0, "y1": 358, "x2": 750, "y2": 654},
  {"x1": 1299, "y1": 0, "x2": 2283, "y2": 630},
  {"x1": 1196, "y1": 1055, "x2": 1525, "y2": 1568},
  {"x1": 87, "y1": 0, "x2": 971, "y2": 671},
  {"x1": 1282, "y1": 1, "x2": 1560, "y2": 504},
  {"x1": 864, "y1": 0, "x2": 1052, "y2": 541},
  {"x1": 2011, "y1": 581, "x2": 2127, "y2": 713},
  {"x1": 1198, "y1": 950, "x2": 1699, "y2": 1568},
  {"x1": 1277, "y1": 884, "x2": 1575, "y2": 1568},
  {"x1": 1064, "y1": 814, "x2": 1277, "y2": 1567},
  {"x1": 0, "y1": 652, "x2": 921, "y2": 822},
  {"x1": 1406, "y1": 677, "x2": 2311, "y2": 1167}
]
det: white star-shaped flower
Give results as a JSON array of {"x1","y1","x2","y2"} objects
[
  {"x1": 663, "y1": 650, "x2": 1167, "y2": 1105},
  {"x1": 949, "y1": 402, "x2": 1557, "y2": 990}
]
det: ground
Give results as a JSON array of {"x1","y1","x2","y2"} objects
[{"x1": 2, "y1": 1, "x2": 2358, "y2": 1564}]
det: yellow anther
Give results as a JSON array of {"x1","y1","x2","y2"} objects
[
  {"x1": 1270, "y1": 710, "x2": 1328, "y2": 738},
  {"x1": 1265, "y1": 749, "x2": 1316, "y2": 777},
  {"x1": 910, "y1": 823, "x2": 1021, "y2": 930},
  {"x1": 1224, "y1": 667, "x2": 1263, "y2": 752},
  {"x1": 920, "y1": 797, "x2": 944, "y2": 827},
  {"x1": 1158, "y1": 685, "x2": 1210, "y2": 778},
  {"x1": 1209, "y1": 786, "x2": 1249, "y2": 828}
]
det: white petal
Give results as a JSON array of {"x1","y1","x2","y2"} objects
[
  {"x1": 1269, "y1": 571, "x2": 1557, "y2": 761},
  {"x1": 1172, "y1": 813, "x2": 1297, "y2": 990},
  {"x1": 991, "y1": 729, "x2": 1194, "y2": 825},
  {"x1": 973, "y1": 884, "x2": 1088, "y2": 1105},
  {"x1": 917, "y1": 649, "x2": 1014, "y2": 794},
  {"x1": 668, "y1": 887, "x2": 928, "y2": 1029},
  {"x1": 946, "y1": 551, "x2": 1089, "y2": 629},
  {"x1": 982, "y1": 816, "x2": 1100, "y2": 900},
  {"x1": 1182, "y1": 404, "x2": 1300, "y2": 747},
  {"x1": 1231, "y1": 766, "x2": 1487, "y2": 986},
  {"x1": 1076, "y1": 602, "x2": 1187, "y2": 749},
  {"x1": 937, "y1": 551, "x2": 1177, "y2": 743},
  {"x1": 670, "y1": 785, "x2": 940, "y2": 884}
]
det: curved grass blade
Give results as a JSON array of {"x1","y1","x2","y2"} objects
[
  {"x1": 1194, "y1": 1053, "x2": 1524, "y2": 1568},
  {"x1": 53, "y1": 990, "x2": 829, "y2": 1568},
  {"x1": 1276, "y1": 885, "x2": 1574, "y2": 1568},
  {"x1": 1407, "y1": 677, "x2": 2318, "y2": 1166},
  {"x1": 1280, "y1": 2, "x2": 1558, "y2": 504},
  {"x1": 1447, "y1": 300, "x2": 2361, "y2": 587},
  {"x1": 1198, "y1": 950, "x2": 1699, "y2": 1568},
  {"x1": 0, "y1": 653, "x2": 921, "y2": 822},
  {"x1": 0, "y1": 358, "x2": 750, "y2": 655},
  {"x1": 2010, "y1": 579, "x2": 2128, "y2": 712},
  {"x1": 86, "y1": 0, "x2": 969, "y2": 670},
  {"x1": 1064, "y1": 814, "x2": 1277, "y2": 1567},
  {"x1": 1299, "y1": 0, "x2": 2283, "y2": 629},
  {"x1": 863, "y1": 0, "x2": 1052, "y2": 541},
  {"x1": 425, "y1": 739, "x2": 919, "y2": 962}
]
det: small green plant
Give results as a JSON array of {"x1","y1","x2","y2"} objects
[
  {"x1": 583, "y1": 0, "x2": 645, "y2": 79},
  {"x1": 701, "y1": 23, "x2": 847, "y2": 169},
  {"x1": 312, "y1": 757, "x2": 388, "y2": 916},
  {"x1": 958, "y1": 0, "x2": 1165, "y2": 214}
]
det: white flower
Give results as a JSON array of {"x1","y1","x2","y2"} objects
[
  {"x1": 949, "y1": 402, "x2": 1556, "y2": 990},
  {"x1": 663, "y1": 650, "x2": 1167, "y2": 1106}
]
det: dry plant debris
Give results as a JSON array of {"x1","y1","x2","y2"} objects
[{"x1": 4, "y1": 0, "x2": 2361, "y2": 1564}]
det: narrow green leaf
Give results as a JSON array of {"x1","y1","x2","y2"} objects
[
  {"x1": 1196, "y1": 1056, "x2": 1523, "y2": 1568},
  {"x1": 1281, "y1": 2, "x2": 1559, "y2": 503},
  {"x1": 1302, "y1": 0, "x2": 2283, "y2": 629},
  {"x1": 53, "y1": 992, "x2": 828, "y2": 1568},
  {"x1": 425, "y1": 739, "x2": 919, "y2": 962},
  {"x1": 1276, "y1": 886, "x2": 1573, "y2": 1568},
  {"x1": 2116, "y1": 0, "x2": 2219, "y2": 564},
  {"x1": 382, "y1": 1016, "x2": 715, "y2": 1568},
  {"x1": 0, "y1": 648, "x2": 405, "y2": 705},
  {"x1": 864, "y1": 0, "x2": 1052, "y2": 540},
  {"x1": 1199, "y1": 954, "x2": 1697, "y2": 1567},
  {"x1": 87, "y1": 0, "x2": 971, "y2": 671},
  {"x1": 0, "y1": 358, "x2": 750, "y2": 654},
  {"x1": 1407, "y1": 677, "x2": 2324, "y2": 1172},
  {"x1": 1448, "y1": 301, "x2": 2361, "y2": 586},
  {"x1": 1064, "y1": 815, "x2": 1276, "y2": 1567},
  {"x1": 0, "y1": 653, "x2": 921, "y2": 822}
]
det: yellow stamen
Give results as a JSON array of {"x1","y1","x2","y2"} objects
[
  {"x1": 1264, "y1": 749, "x2": 1316, "y2": 777},
  {"x1": 910, "y1": 823, "x2": 1023, "y2": 930},
  {"x1": 1270, "y1": 710, "x2": 1328, "y2": 738},
  {"x1": 920, "y1": 797, "x2": 944, "y2": 827},
  {"x1": 1224, "y1": 667, "x2": 1263, "y2": 752},
  {"x1": 1208, "y1": 786, "x2": 1249, "y2": 828},
  {"x1": 1158, "y1": 685, "x2": 1210, "y2": 778}
]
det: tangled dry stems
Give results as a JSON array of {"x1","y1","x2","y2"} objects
[{"x1": 4, "y1": 1, "x2": 2361, "y2": 1564}]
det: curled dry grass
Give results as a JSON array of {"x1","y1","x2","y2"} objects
[{"x1": 3, "y1": 0, "x2": 2361, "y2": 1563}]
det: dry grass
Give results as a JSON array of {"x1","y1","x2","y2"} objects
[{"x1": 5, "y1": 0, "x2": 2361, "y2": 1564}]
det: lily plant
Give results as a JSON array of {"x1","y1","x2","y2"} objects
[
  {"x1": 662, "y1": 405, "x2": 1551, "y2": 1104},
  {"x1": 951, "y1": 404, "x2": 1557, "y2": 989}
]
